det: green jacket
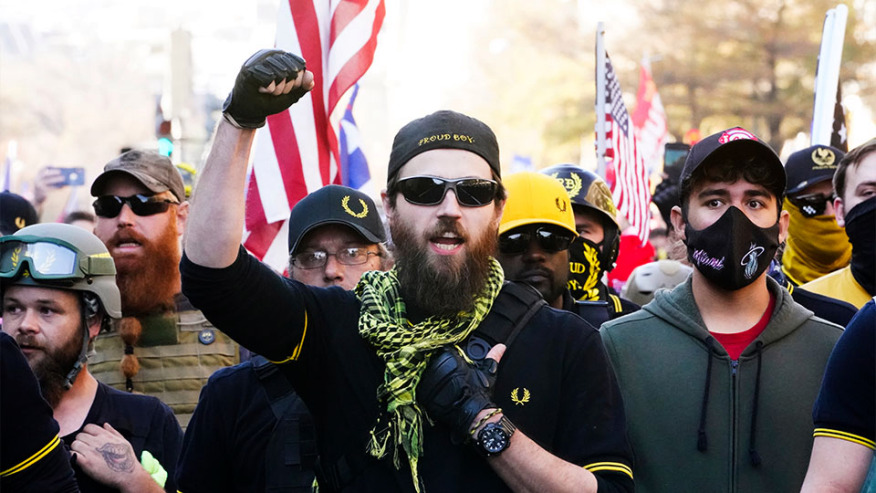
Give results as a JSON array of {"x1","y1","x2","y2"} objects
[{"x1": 602, "y1": 276, "x2": 842, "y2": 493}]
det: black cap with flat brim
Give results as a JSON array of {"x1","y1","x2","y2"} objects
[{"x1": 287, "y1": 185, "x2": 386, "y2": 254}]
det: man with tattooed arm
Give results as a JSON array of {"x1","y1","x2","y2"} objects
[{"x1": 0, "y1": 223, "x2": 182, "y2": 492}]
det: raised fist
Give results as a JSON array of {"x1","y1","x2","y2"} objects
[
  {"x1": 222, "y1": 49, "x2": 313, "y2": 129},
  {"x1": 417, "y1": 346, "x2": 499, "y2": 443}
]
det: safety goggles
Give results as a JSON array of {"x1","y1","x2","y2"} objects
[
  {"x1": 788, "y1": 192, "x2": 836, "y2": 218},
  {"x1": 0, "y1": 236, "x2": 115, "y2": 281},
  {"x1": 396, "y1": 176, "x2": 498, "y2": 207},
  {"x1": 92, "y1": 194, "x2": 179, "y2": 218},
  {"x1": 498, "y1": 226, "x2": 576, "y2": 255},
  {"x1": 291, "y1": 248, "x2": 381, "y2": 269}
]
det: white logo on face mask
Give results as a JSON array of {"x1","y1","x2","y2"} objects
[{"x1": 741, "y1": 244, "x2": 765, "y2": 279}]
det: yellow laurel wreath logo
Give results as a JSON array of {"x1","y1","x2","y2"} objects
[
  {"x1": 550, "y1": 172, "x2": 582, "y2": 199},
  {"x1": 811, "y1": 147, "x2": 836, "y2": 167},
  {"x1": 511, "y1": 387, "x2": 530, "y2": 406},
  {"x1": 14, "y1": 217, "x2": 26, "y2": 229},
  {"x1": 341, "y1": 196, "x2": 369, "y2": 219}
]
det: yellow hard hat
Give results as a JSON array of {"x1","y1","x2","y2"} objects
[{"x1": 499, "y1": 171, "x2": 577, "y2": 237}]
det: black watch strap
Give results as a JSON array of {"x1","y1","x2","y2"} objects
[{"x1": 476, "y1": 415, "x2": 516, "y2": 457}]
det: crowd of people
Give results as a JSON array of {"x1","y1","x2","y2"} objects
[{"x1": 1, "y1": 48, "x2": 873, "y2": 493}]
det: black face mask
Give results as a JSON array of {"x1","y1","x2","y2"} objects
[
  {"x1": 684, "y1": 207, "x2": 780, "y2": 291},
  {"x1": 844, "y1": 196, "x2": 876, "y2": 295},
  {"x1": 568, "y1": 237, "x2": 603, "y2": 300}
]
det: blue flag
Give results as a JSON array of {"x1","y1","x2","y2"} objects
[{"x1": 339, "y1": 84, "x2": 371, "y2": 190}]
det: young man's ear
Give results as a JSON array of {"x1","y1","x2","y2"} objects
[
  {"x1": 670, "y1": 205, "x2": 686, "y2": 241},
  {"x1": 777, "y1": 209, "x2": 791, "y2": 244},
  {"x1": 834, "y1": 197, "x2": 847, "y2": 227}
]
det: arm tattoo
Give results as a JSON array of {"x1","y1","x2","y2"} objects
[{"x1": 96, "y1": 443, "x2": 136, "y2": 473}]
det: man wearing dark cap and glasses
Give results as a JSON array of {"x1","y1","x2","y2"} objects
[
  {"x1": 87, "y1": 150, "x2": 239, "y2": 428},
  {"x1": 176, "y1": 184, "x2": 390, "y2": 493},
  {"x1": 780, "y1": 144, "x2": 850, "y2": 286},
  {"x1": 180, "y1": 49, "x2": 633, "y2": 492},
  {"x1": 602, "y1": 127, "x2": 842, "y2": 492}
]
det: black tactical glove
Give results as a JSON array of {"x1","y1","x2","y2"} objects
[
  {"x1": 222, "y1": 49, "x2": 309, "y2": 129},
  {"x1": 417, "y1": 346, "x2": 499, "y2": 443}
]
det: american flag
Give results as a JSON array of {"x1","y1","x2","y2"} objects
[
  {"x1": 631, "y1": 63, "x2": 668, "y2": 174},
  {"x1": 244, "y1": 0, "x2": 385, "y2": 270},
  {"x1": 603, "y1": 53, "x2": 651, "y2": 244}
]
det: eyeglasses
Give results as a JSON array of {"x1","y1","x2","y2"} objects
[
  {"x1": 395, "y1": 176, "x2": 498, "y2": 207},
  {"x1": 291, "y1": 247, "x2": 381, "y2": 269},
  {"x1": 498, "y1": 227, "x2": 576, "y2": 255},
  {"x1": 0, "y1": 236, "x2": 115, "y2": 281},
  {"x1": 93, "y1": 194, "x2": 179, "y2": 218},
  {"x1": 788, "y1": 192, "x2": 836, "y2": 218}
]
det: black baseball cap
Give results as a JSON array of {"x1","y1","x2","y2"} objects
[
  {"x1": 785, "y1": 145, "x2": 844, "y2": 195},
  {"x1": 387, "y1": 110, "x2": 501, "y2": 182},
  {"x1": 287, "y1": 185, "x2": 386, "y2": 254},
  {"x1": 680, "y1": 127, "x2": 785, "y2": 199},
  {"x1": 0, "y1": 191, "x2": 39, "y2": 235}
]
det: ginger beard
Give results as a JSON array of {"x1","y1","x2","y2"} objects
[
  {"x1": 391, "y1": 213, "x2": 499, "y2": 318},
  {"x1": 17, "y1": 323, "x2": 84, "y2": 408},
  {"x1": 107, "y1": 216, "x2": 181, "y2": 316}
]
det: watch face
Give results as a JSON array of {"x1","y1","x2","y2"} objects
[{"x1": 480, "y1": 425, "x2": 509, "y2": 454}]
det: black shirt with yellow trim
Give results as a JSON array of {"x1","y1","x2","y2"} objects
[
  {"x1": 812, "y1": 298, "x2": 875, "y2": 450},
  {"x1": 0, "y1": 332, "x2": 79, "y2": 493},
  {"x1": 181, "y1": 247, "x2": 634, "y2": 492}
]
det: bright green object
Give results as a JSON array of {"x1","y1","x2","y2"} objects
[{"x1": 140, "y1": 450, "x2": 167, "y2": 488}]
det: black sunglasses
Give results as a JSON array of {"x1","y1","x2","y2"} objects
[
  {"x1": 395, "y1": 176, "x2": 498, "y2": 207},
  {"x1": 499, "y1": 226, "x2": 575, "y2": 255},
  {"x1": 93, "y1": 194, "x2": 179, "y2": 218},
  {"x1": 788, "y1": 192, "x2": 836, "y2": 218}
]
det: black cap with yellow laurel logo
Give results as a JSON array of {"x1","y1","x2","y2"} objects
[
  {"x1": 785, "y1": 144, "x2": 845, "y2": 195},
  {"x1": 0, "y1": 191, "x2": 38, "y2": 236},
  {"x1": 287, "y1": 185, "x2": 386, "y2": 255}
]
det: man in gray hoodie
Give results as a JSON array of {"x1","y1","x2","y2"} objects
[{"x1": 601, "y1": 127, "x2": 842, "y2": 493}]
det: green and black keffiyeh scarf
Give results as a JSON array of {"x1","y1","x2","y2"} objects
[{"x1": 355, "y1": 259, "x2": 504, "y2": 492}]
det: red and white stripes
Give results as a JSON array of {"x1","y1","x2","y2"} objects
[{"x1": 244, "y1": 0, "x2": 385, "y2": 270}]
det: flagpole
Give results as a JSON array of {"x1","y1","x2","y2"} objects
[
  {"x1": 595, "y1": 22, "x2": 607, "y2": 178},
  {"x1": 811, "y1": 4, "x2": 847, "y2": 146}
]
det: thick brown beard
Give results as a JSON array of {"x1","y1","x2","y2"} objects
[
  {"x1": 111, "y1": 218, "x2": 181, "y2": 316},
  {"x1": 19, "y1": 324, "x2": 84, "y2": 408},
  {"x1": 391, "y1": 215, "x2": 498, "y2": 318}
]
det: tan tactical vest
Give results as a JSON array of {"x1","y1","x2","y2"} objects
[{"x1": 89, "y1": 295, "x2": 239, "y2": 429}]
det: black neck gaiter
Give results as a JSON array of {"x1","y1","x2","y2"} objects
[
  {"x1": 843, "y1": 196, "x2": 876, "y2": 295},
  {"x1": 684, "y1": 207, "x2": 780, "y2": 291}
]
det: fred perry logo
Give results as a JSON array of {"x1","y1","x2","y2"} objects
[
  {"x1": 556, "y1": 197, "x2": 567, "y2": 213},
  {"x1": 198, "y1": 329, "x2": 216, "y2": 345},
  {"x1": 342, "y1": 195, "x2": 368, "y2": 219},
  {"x1": 511, "y1": 387, "x2": 530, "y2": 406}
]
